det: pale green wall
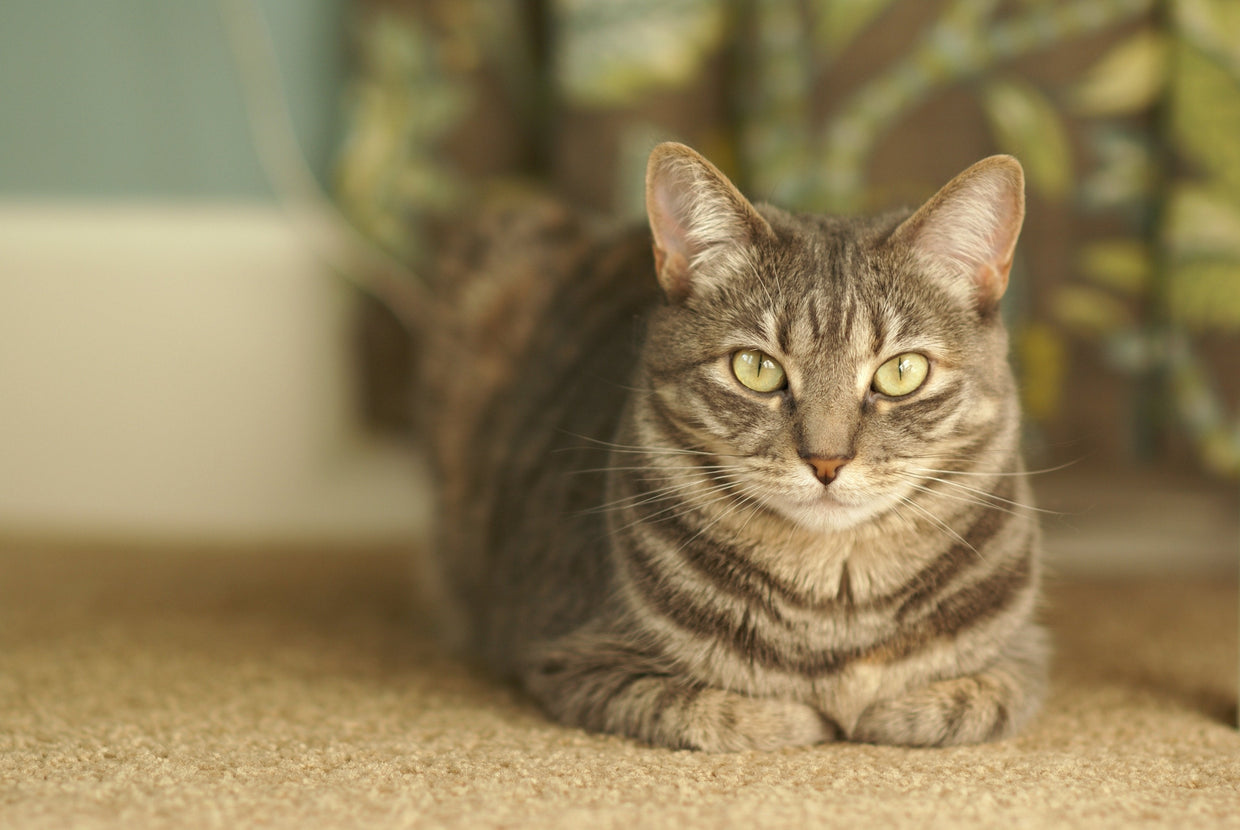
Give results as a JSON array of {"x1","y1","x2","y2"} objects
[{"x1": 0, "y1": 0, "x2": 346, "y2": 198}]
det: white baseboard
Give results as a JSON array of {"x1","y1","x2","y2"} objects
[{"x1": 0, "y1": 201, "x2": 427, "y2": 546}]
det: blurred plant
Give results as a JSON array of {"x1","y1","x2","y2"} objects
[
  {"x1": 1059, "y1": 0, "x2": 1240, "y2": 476},
  {"x1": 729, "y1": 0, "x2": 1149, "y2": 447},
  {"x1": 335, "y1": 0, "x2": 1239, "y2": 476},
  {"x1": 555, "y1": 0, "x2": 726, "y2": 105},
  {"x1": 335, "y1": 8, "x2": 475, "y2": 262},
  {"x1": 809, "y1": 0, "x2": 1151, "y2": 211}
]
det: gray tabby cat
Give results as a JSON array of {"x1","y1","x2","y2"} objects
[{"x1": 419, "y1": 142, "x2": 1046, "y2": 751}]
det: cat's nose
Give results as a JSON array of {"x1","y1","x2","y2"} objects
[{"x1": 803, "y1": 454, "x2": 851, "y2": 485}]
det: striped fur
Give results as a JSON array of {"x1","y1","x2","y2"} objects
[{"x1": 418, "y1": 146, "x2": 1047, "y2": 751}]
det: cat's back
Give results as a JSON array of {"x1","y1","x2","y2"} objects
[
  {"x1": 422, "y1": 193, "x2": 588, "y2": 415},
  {"x1": 419, "y1": 193, "x2": 661, "y2": 663}
]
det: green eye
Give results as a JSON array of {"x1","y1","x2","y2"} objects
[
  {"x1": 731, "y1": 349, "x2": 787, "y2": 393},
  {"x1": 873, "y1": 353, "x2": 930, "y2": 397}
]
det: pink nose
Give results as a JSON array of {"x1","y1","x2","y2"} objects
[{"x1": 803, "y1": 455, "x2": 851, "y2": 485}]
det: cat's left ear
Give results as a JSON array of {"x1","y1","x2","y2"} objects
[
  {"x1": 892, "y1": 155, "x2": 1025, "y2": 313},
  {"x1": 646, "y1": 142, "x2": 775, "y2": 302}
]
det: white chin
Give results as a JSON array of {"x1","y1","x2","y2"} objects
[{"x1": 776, "y1": 490, "x2": 892, "y2": 533}]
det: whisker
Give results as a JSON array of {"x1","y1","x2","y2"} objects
[
  {"x1": 578, "y1": 473, "x2": 743, "y2": 517},
  {"x1": 568, "y1": 463, "x2": 749, "y2": 476},
  {"x1": 673, "y1": 485, "x2": 764, "y2": 555},
  {"x1": 556, "y1": 444, "x2": 717, "y2": 458},
  {"x1": 911, "y1": 457, "x2": 1083, "y2": 478},
  {"x1": 895, "y1": 495, "x2": 979, "y2": 558},
  {"x1": 554, "y1": 431, "x2": 732, "y2": 458},
  {"x1": 903, "y1": 473, "x2": 1062, "y2": 516},
  {"x1": 902, "y1": 481, "x2": 1033, "y2": 521},
  {"x1": 606, "y1": 485, "x2": 743, "y2": 537},
  {"x1": 728, "y1": 483, "x2": 777, "y2": 541}
]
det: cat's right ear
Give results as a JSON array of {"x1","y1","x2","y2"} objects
[{"x1": 645, "y1": 143, "x2": 774, "y2": 303}]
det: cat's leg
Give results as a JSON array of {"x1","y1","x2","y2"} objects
[
  {"x1": 848, "y1": 625, "x2": 1048, "y2": 747},
  {"x1": 524, "y1": 635, "x2": 835, "y2": 752}
]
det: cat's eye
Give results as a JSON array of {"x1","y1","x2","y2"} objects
[
  {"x1": 872, "y1": 353, "x2": 930, "y2": 397},
  {"x1": 731, "y1": 349, "x2": 787, "y2": 393}
]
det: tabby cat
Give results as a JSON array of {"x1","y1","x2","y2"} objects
[{"x1": 418, "y1": 142, "x2": 1046, "y2": 751}]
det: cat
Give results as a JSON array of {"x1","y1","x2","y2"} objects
[{"x1": 417, "y1": 142, "x2": 1047, "y2": 751}]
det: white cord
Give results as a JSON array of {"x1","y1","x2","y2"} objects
[{"x1": 216, "y1": 0, "x2": 426, "y2": 330}]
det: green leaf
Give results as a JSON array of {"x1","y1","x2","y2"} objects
[
  {"x1": 556, "y1": 0, "x2": 725, "y2": 106},
  {"x1": 1078, "y1": 240, "x2": 1153, "y2": 295},
  {"x1": 1199, "y1": 431, "x2": 1240, "y2": 478},
  {"x1": 335, "y1": 14, "x2": 471, "y2": 258},
  {"x1": 1167, "y1": 261, "x2": 1240, "y2": 331},
  {"x1": 1174, "y1": 0, "x2": 1240, "y2": 76},
  {"x1": 812, "y1": 0, "x2": 900, "y2": 51},
  {"x1": 1070, "y1": 29, "x2": 1167, "y2": 116},
  {"x1": 1015, "y1": 322, "x2": 1066, "y2": 422},
  {"x1": 1171, "y1": 42, "x2": 1240, "y2": 194},
  {"x1": 1053, "y1": 285, "x2": 1134, "y2": 334},
  {"x1": 1165, "y1": 185, "x2": 1240, "y2": 260},
  {"x1": 1080, "y1": 128, "x2": 1157, "y2": 211},
  {"x1": 981, "y1": 79, "x2": 1072, "y2": 200}
]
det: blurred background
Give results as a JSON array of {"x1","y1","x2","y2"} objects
[
  {"x1": 0, "y1": 0, "x2": 427, "y2": 546},
  {"x1": 1, "y1": 0, "x2": 1236, "y2": 573}
]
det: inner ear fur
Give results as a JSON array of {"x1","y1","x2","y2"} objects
[
  {"x1": 892, "y1": 155, "x2": 1026, "y2": 313},
  {"x1": 645, "y1": 142, "x2": 774, "y2": 302}
]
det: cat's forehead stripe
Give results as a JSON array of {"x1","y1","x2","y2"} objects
[
  {"x1": 775, "y1": 305, "x2": 794, "y2": 355},
  {"x1": 838, "y1": 290, "x2": 858, "y2": 346},
  {"x1": 755, "y1": 308, "x2": 779, "y2": 350},
  {"x1": 870, "y1": 310, "x2": 887, "y2": 355},
  {"x1": 806, "y1": 298, "x2": 824, "y2": 341}
]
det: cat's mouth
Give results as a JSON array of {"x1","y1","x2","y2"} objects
[{"x1": 768, "y1": 483, "x2": 896, "y2": 533}]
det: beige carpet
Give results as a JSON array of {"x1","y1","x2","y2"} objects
[{"x1": 1, "y1": 546, "x2": 1237, "y2": 829}]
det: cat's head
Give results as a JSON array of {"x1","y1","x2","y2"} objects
[{"x1": 640, "y1": 142, "x2": 1025, "y2": 533}]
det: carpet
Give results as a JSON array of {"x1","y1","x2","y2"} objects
[{"x1": 1, "y1": 546, "x2": 1236, "y2": 829}]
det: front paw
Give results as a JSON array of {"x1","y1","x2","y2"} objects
[
  {"x1": 850, "y1": 669, "x2": 1041, "y2": 747},
  {"x1": 675, "y1": 690, "x2": 837, "y2": 752},
  {"x1": 528, "y1": 650, "x2": 834, "y2": 751}
]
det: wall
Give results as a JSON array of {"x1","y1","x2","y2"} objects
[
  {"x1": 0, "y1": 0, "x2": 426, "y2": 545},
  {"x1": 0, "y1": 0, "x2": 342, "y2": 198}
]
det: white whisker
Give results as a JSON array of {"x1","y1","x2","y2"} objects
[
  {"x1": 911, "y1": 457, "x2": 1082, "y2": 478},
  {"x1": 673, "y1": 485, "x2": 765, "y2": 556},
  {"x1": 894, "y1": 494, "x2": 979, "y2": 558},
  {"x1": 603, "y1": 481, "x2": 744, "y2": 535},
  {"x1": 902, "y1": 481, "x2": 1031, "y2": 521},
  {"x1": 903, "y1": 472, "x2": 1060, "y2": 516},
  {"x1": 555, "y1": 431, "x2": 736, "y2": 458},
  {"x1": 580, "y1": 473, "x2": 743, "y2": 517},
  {"x1": 570, "y1": 463, "x2": 748, "y2": 476}
]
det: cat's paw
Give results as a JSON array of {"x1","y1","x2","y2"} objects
[
  {"x1": 850, "y1": 676, "x2": 1007, "y2": 746},
  {"x1": 850, "y1": 663, "x2": 1044, "y2": 746},
  {"x1": 849, "y1": 628, "x2": 1048, "y2": 746},
  {"x1": 526, "y1": 646, "x2": 834, "y2": 752},
  {"x1": 677, "y1": 690, "x2": 837, "y2": 752}
]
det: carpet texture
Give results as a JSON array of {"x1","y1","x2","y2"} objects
[{"x1": 1, "y1": 547, "x2": 1237, "y2": 829}]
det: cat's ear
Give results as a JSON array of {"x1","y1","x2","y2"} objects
[
  {"x1": 645, "y1": 142, "x2": 774, "y2": 302},
  {"x1": 892, "y1": 155, "x2": 1025, "y2": 313}
]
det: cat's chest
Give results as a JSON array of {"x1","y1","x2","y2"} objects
[
  {"x1": 750, "y1": 518, "x2": 941, "y2": 609},
  {"x1": 628, "y1": 519, "x2": 961, "y2": 688}
]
